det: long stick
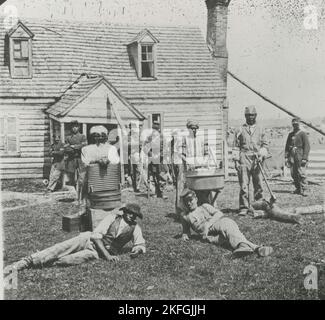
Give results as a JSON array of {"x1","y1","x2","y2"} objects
[{"x1": 228, "y1": 71, "x2": 325, "y2": 137}]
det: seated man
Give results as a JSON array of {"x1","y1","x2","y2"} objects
[
  {"x1": 9, "y1": 203, "x2": 145, "y2": 271},
  {"x1": 179, "y1": 189, "x2": 273, "y2": 258}
]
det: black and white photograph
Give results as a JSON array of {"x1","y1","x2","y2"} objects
[{"x1": 0, "y1": 0, "x2": 324, "y2": 303}]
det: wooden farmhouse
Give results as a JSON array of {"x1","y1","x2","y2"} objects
[{"x1": 0, "y1": 13, "x2": 229, "y2": 179}]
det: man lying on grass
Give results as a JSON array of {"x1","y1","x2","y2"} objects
[
  {"x1": 9, "y1": 203, "x2": 145, "y2": 271},
  {"x1": 179, "y1": 189, "x2": 273, "y2": 258}
]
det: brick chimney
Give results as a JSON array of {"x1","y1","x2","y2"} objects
[
  {"x1": 206, "y1": 0, "x2": 230, "y2": 88},
  {"x1": 205, "y1": 0, "x2": 230, "y2": 168}
]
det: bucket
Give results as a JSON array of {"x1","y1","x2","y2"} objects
[{"x1": 185, "y1": 169, "x2": 225, "y2": 191}]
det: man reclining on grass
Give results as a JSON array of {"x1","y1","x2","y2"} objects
[
  {"x1": 9, "y1": 203, "x2": 145, "y2": 271},
  {"x1": 179, "y1": 189, "x2": 273, "y2": 258}
]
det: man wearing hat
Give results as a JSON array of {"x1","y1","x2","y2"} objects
[
  {"x1": 81, "y1": 125, "x2": 120, "y2": 167},
  {"x1": 284, "y1": 118, "x2": 310, "y2": 196},
  {"x1": 64, "y1": 120, "x2": 87, "y2": 187},
  {"x1": 142, "y1": 121, "x2": 167, "y2": 198},
  {"x1": 179, "y1": 189, "x2": 273, "y2": 258},
  {"x1": 8, "y1": 203, "x2": 146, "y2": 270},
  {"x1": 233, "y1": 106, "x2": 268, "y2": 216},
  {"x1": 174, "y1": 120, "x2": 209, "y2": 213}
]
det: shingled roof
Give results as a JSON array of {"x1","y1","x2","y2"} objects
[{"x1": 0, "y1": 18, "x2": 225, "y2": 99}]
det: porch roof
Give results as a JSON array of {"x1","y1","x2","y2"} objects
[{"x1": 46, "y1": 73, "x2": 145, "y2": 124}]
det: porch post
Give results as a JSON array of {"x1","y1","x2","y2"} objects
[
  {"x1": 82, "y1": 123, "x2": 87, "y2": 139},
  {"x1": 49, "y1": 118, "x2": 54, "y2": 145},
  {"x1": 60, "y1": 122, "x2": 65, "y2": 143}
]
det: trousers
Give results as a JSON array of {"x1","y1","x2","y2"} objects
[
  {"x1": 48, "y1": 162, "x2": 64, "y2": 191},
  {"x1": 208, "y1": 217, "x2": 257, "y2": 250},
  {"x1": 237, "y1": 154, "x2": 263, "y2": 210},
  {"x1": 290, "y1": 161, "x2": 307, "y2": 192},
  {"x1": 30, "y1": 232, "x2": 99, "y2": 267}
]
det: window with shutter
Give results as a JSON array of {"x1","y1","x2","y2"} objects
[
  {"x1": 7, "y1": 22, "x2": 34, "y2": 79},
  {"x1": 0, "y1": 116, "x2": 19, "y2": 155}
]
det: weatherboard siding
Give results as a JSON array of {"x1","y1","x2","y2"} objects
[
  {"x1": 132, "y1": 97, "x2": 225, "y2": 161},
  {"x1": 0, "y1": 99, "x2": 52, "y2": 179}
]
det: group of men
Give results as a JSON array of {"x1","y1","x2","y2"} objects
[
  {"x1": 233, "y1": 106, "x2": 310, "y2": 216},
  {"x1": 9, "y1": 106, "x2": 310, "y2": 273}
]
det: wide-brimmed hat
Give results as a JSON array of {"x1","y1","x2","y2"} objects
[{"x1": 119, "y1": 203, "x2": 143, "y2": 219}]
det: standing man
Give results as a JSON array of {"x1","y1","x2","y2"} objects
[
  {"x1": 128, "y1": 123, "x2": 141, "y2": 193},
  {"x1": 64, "y1": 120, "x2": 87, "y2": 188},
  {"x1": 143, "y1": 121, "x2": 166, "y2": 198},
  {"x1": 233, "y1": 106, "x2": 268, "y2": 216},
  {"x1": 175, "y1": 120, "x2": 209, "y2": 214},
  {"x1": 47, "y1": 135, "x2": 65, "y2": 192},
  {"x1": 285, "y1": 118, "x2": 310, "y2": 196}
]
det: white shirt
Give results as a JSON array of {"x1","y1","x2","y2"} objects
[{"x1": 81, "y1": 143, "x2": 120, "y2": 166}]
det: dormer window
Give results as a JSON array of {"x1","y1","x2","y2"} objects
[
  {"x1": 128, "y1": 29, "x2": 159, "y2": 80},
  {"x1": 141, "y1": 44, "x2": 154, "y2": 78},
  {"x1": 7, "y1": 21, "x2": 34, "y2": 79}
]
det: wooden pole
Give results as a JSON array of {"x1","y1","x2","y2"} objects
[
  {"x1": 60, "y1": 122, "x2": 65, "y2": 143},
  {"x1": 228, "y1": 71, "x2": 325, "y2": 136},
  {"x1": 49, "y1": 118, "x2": 54, "y2": 145}
]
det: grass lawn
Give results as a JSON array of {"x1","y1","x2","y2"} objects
[{"x1": 2, "y1": 180, "x2": 325, "y2": 300}]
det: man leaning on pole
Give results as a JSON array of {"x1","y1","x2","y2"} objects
[{"x1": 233, "y1": 106, "x2": 268, "y2": 216}]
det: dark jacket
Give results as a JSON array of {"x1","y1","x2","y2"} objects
[{"x1": 285, "y1": 130, "x2": 310, "y2": 162}]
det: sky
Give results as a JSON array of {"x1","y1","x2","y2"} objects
[{"x1": 1, "y1": 0, "x2": 325, "y2": 121}]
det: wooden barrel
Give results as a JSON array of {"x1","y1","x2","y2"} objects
[
  {"x1": 185, "y1": 169, "x2": 225, "y2": 191},
  {"x1": 87, "y1": 163, "x2": 121, "y2": 210}
]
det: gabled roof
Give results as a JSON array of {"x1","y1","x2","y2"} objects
[
  {"x1": 7, "y1": 20, "x2": 34, "y2": 38},
  {"x1": 128, "y1": 29, "x2": 159, "y2": 45},
  {"x1": 46, "y1": 73, "x2": 145, "y2": 120},
  {"x1": 0, "y1": 18, "x2": 225, "y2": 99}
]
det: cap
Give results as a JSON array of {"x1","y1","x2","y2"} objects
[
  {"x1": 70, "y1": 120, "x2": 79, "y2": 127},
  {"x1": 180, "y1": 188, "x2": 196, "y2": 199},
  {"x1": 89, "y1": 125, "x2": 108, "y2": 135},
  {"x1": 186, "y1": 119, "x2": 199, "y2": 129},
  {"x1": 119, "y1": 203, "x2": 143, "y2": 219},
  {"x1": 292, "y1": 117, "x2": 300, "y2": 123},
  {"x1": 244, "y1": 106, "x2": 257, "y2": 115}
]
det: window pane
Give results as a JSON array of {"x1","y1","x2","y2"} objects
[
  {"x1": 21, "y1": 40, "x2": 29, "y2": 58},
  {"x1": 7, "y1": 117, "x2": 16, "y2": 134},
  {"x1": 13, "y1": 41, "x2": 21, "y2": 50},
  {"x1": 141, "y1": 46, "x2": 147, "y2": 54},
  {"x1": 142, "y1": 62, "x2": 154, "y2": 78},
  {"x1": 14, "y1": 49, "x2": 22, "y2": 59},
  {"x1": 7, "y1": 136, "x2": 17, "y2": 152},
  {"x1": 142, "y1": 53, "x2": 147, "y2": 61},
  {"x1": 147, "y1": 52, "x2": 153, "y2": 61},
  {"x1": 147, "y1": 46, "x2": 153, "y2": 53}
]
